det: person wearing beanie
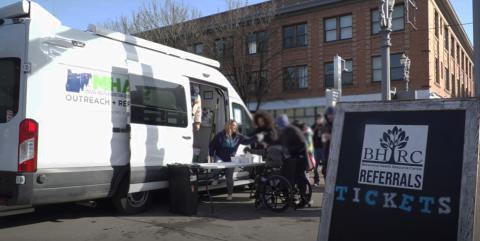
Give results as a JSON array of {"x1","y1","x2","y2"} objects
[{"x1": 275, "y1": 114, "x2": 289, "y2": 130}]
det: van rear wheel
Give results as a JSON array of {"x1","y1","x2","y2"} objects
[
  {"x1": 113, "y1": 191, "x2": 151, "y2": 214},
  {"x1": 112, "y1": 181, "x2": 152, "y2": 215}
]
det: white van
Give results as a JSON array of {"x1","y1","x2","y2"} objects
[{"x1": 0, "y1": 1, "x2": 254, "y2": 216}]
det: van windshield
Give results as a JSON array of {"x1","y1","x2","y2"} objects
[{"x1": 0, "y1": 58, "x2": 20, "y2": 123}]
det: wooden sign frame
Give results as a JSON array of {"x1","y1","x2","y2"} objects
[{"x1": 318, "y1": 99, "x2": 480, "y2": 241}]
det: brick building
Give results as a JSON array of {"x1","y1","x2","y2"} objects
[{"x1": 181, "y1": 0, "x2": 475, "y2": 124}]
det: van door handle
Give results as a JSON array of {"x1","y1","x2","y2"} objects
[{"x1": 182, "y1": 136, "x2": 192, "y2": 140}]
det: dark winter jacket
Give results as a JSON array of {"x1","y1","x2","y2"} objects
[
  {"x1": 320, "y1": 120, "x2": 333, "y2": 164},
  {"x1": 312, "y1": 123, "x2": 324, "y2": 149},
  {"x1": 252, "y1": 127, "x2": 278, "y2": 150},
  {"x1": 277, "y1": 125, "x2": 307, "y2": 158}
]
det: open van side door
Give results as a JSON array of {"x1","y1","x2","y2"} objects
[
  {"x1": 127, "y1": 61, "x2": 193, "y2": 190},
  {"x1": 0, "y1": 21, "x2": 27, "y2": 173}
]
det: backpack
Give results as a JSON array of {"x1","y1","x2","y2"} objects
[{"x1": 265, "y1": 145, "x2": 288, "y2": 168}]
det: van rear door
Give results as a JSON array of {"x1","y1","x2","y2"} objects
[{"x1": 0, "y1": 21, "x2": 27, "y2": 173}]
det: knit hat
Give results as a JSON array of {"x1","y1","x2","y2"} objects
[
  {"x1": 276, "y1": 114, "x2": 289, "y2": 130},
  {"x1": 325, "y1": 106, "x2": 335, "y2": 116}
]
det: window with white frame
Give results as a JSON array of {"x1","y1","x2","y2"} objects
[
  {"x1": 372, "y1": 54, "x2": 404, "y2": 82},
  {"x1": 283, "y1": 66, "x2": 309, "y2": 90},
  {"x1": 193, "y1": 43, "x2": 203, "y2": 55},
  {"x1": 247, "y1": 31, "x2": 268, "y2": 54},
  {"x1": 325, "y1": 14, "x2": 352, "y2": 42},
  {"x1": 325, "y1": 60, "x2": 353, "y2": 87},
  {"x1": 371, "y1": 5, "x2": 405, "y2": 34}
]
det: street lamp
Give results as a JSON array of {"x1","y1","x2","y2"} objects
[
  {"x1": 379, "y1": 0, "x2": 396, "y2": 101},
  {"x1": 400, "y1": 53, "x2": 411, "y2": 91}
]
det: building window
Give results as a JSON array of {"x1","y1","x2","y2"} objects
[
  {"x1": 444, "y1": 26, "x2": 449, "y2": 50},
  {"x1": 283, "y1": 23, "x2": 307, "y2": 49},
  {"x1": 325, "y1": 14, "x2": 352, "y2": 41},
  {"x1": 193, "y1": 43, "x2": 203, "y2": 55},
  {"x1": 324, "y1": 60, "x2": 353, "y2": 87},
  {"x1": 471, "y1": 64, "x2": 474, "y2": 80},
  {"x1": 247, "y1": 31, "x2": 268, "y2": 55},
  {"x1": 452, "y1": 74, "x2": 456, "y2": 95},
  {"x1": 434, "y1": 11, "x2": 439, "y2": 38},
  {"x1": 390, "y1": 54, "x2": 403, "y2": 80},
  {"x1": 391, "y1": 5, "x2": 405, "y2": 30},
  {"x1": 457, "y1": 44, "x2": 460, "y2": 65},
  {"x1": 214, "y1": 37, "x2": 233, "y2": 59},
  {"x1": 372, "y1": 54, "x2": 404, "y2": 82},
  {"x1": 435, "y1": 57, "x2": 440, "y2": 84},
  {"x1": 451, "y1": 37, "x2": 455, "y2": 57},
  {"x1": 445, "y1": 67, "x2": 450, "y2": 90},
  {"x1": 283, "y1": 66, "x2": 309, "y2": 90},
  {"x1": 372, "y1": 56, "x2": 382, "y2": 82},
  {"x1": 469, "y1": 62, "x2": 472, "y2": 79},
  {"x1": 371, "y1": 5, "x2": 404, "y2": 35},
  {"x1": 248, "y1": 71, "x2": 268, "y2": 92}
]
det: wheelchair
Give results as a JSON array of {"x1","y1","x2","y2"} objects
[{"x1": 251, "y1": 146, "x2": 312, "y2": 212}]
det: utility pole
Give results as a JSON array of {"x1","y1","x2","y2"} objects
[
  {"x1": 326, "y1": 55, "x2": 345, "y2": 107},
  {"x1": 333, "y1": 54, "x2": 344, "y2": 94},
  {"x1": 474, "y1": 0, "x2": 480, "y2": 97},
  {"x1": 379, "y1": 0, "x2": 395, "y2": 101}
]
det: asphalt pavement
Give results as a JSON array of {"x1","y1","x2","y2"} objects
[{"x1": 0, "y1": 185, "x2": 324, "y2": 241}]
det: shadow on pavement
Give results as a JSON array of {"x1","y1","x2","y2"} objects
[{"x1": 0, "y1": 187, "x2": 324, "y2": 229}]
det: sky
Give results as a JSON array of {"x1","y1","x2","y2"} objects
[{"x1": 0, "y1": 0, "x2": 474, "y2": 43}]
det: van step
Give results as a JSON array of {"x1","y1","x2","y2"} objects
[{"x1": 0, "y1": 205, "x2": 34, "y2": 217}]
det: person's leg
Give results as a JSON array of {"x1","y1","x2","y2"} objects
[
  {"x1": 295, "y1": 158, "x2": 308, "y2": 197},
  {"x1": 225, "y1": 168, "x2": 234, "y2": 199},
  {"x1": 281, "y1": 158, "x2": 296, "y2": 187},
  {"x1": 321, "y1": 160, "x2": 328, "y2": 181},
  {"x1": 313, "y1": 148, "x2": 322, "y2": 185}
]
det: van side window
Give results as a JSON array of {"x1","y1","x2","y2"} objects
[
  {"x1": 0, "y1": 58, "x2": 20, "y2": 123},
  {"x1": 130, "y1": 75, "x2": 188, "y2": 128},
  {"x1": 232, "y1": 103, "x2": 252, "y2": 135}
]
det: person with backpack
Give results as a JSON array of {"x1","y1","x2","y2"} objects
[{"x1": 275, "y1": 115, "x2": 310, "y2": 208}]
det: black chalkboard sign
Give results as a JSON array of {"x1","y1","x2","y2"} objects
[{"x1": 318, "y1": 100, "x2": 480, "y2": 241}]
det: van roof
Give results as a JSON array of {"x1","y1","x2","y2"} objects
[
  {"x1": 87, "y1": 25, "x2": 221, "y2": 69},
  {"x1": 0, "y1": 0, "x2": 221, "y2": 69}
]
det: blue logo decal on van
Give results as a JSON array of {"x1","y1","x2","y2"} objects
[{"x1": 66, "y1": 69, "x2": 92, "y2": 93}]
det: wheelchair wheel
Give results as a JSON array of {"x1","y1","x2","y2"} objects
[{"x1": 261, "y1": 175, "x2": 292, "y2": 212}]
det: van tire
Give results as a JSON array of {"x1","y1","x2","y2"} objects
[{"x1": 112, "y1": 179, "x2": 152, "y2": 214}]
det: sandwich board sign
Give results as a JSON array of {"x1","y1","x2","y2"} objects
[{"x1": 317, "y1": 99, "x2": 480, "y2": 241}]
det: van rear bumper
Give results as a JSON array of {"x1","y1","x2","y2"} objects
[{"x1": 0, "y1": 171, "x2": 34, "y2": 206}]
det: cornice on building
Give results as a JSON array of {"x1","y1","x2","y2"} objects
[{"x1": 436, "y1": 0, "x2": 473, "y2": 58}]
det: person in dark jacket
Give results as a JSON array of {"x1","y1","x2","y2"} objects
[
  {"x1": 276, "y1": 115, "x2": 309, "y2": 207},
  {"x1": 209, "y1": 120, "x2": 256, "y2": 200},
  {"x1": 320, "y1": 107, "x2": 335, "y2": 180},
  {"x1": 312, "y1": 116, "x2": 325, "y2": 186}
]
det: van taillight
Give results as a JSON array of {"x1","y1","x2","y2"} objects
[{"x1": 18, "y1": 119, "x2": 38, "y2": 172}]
